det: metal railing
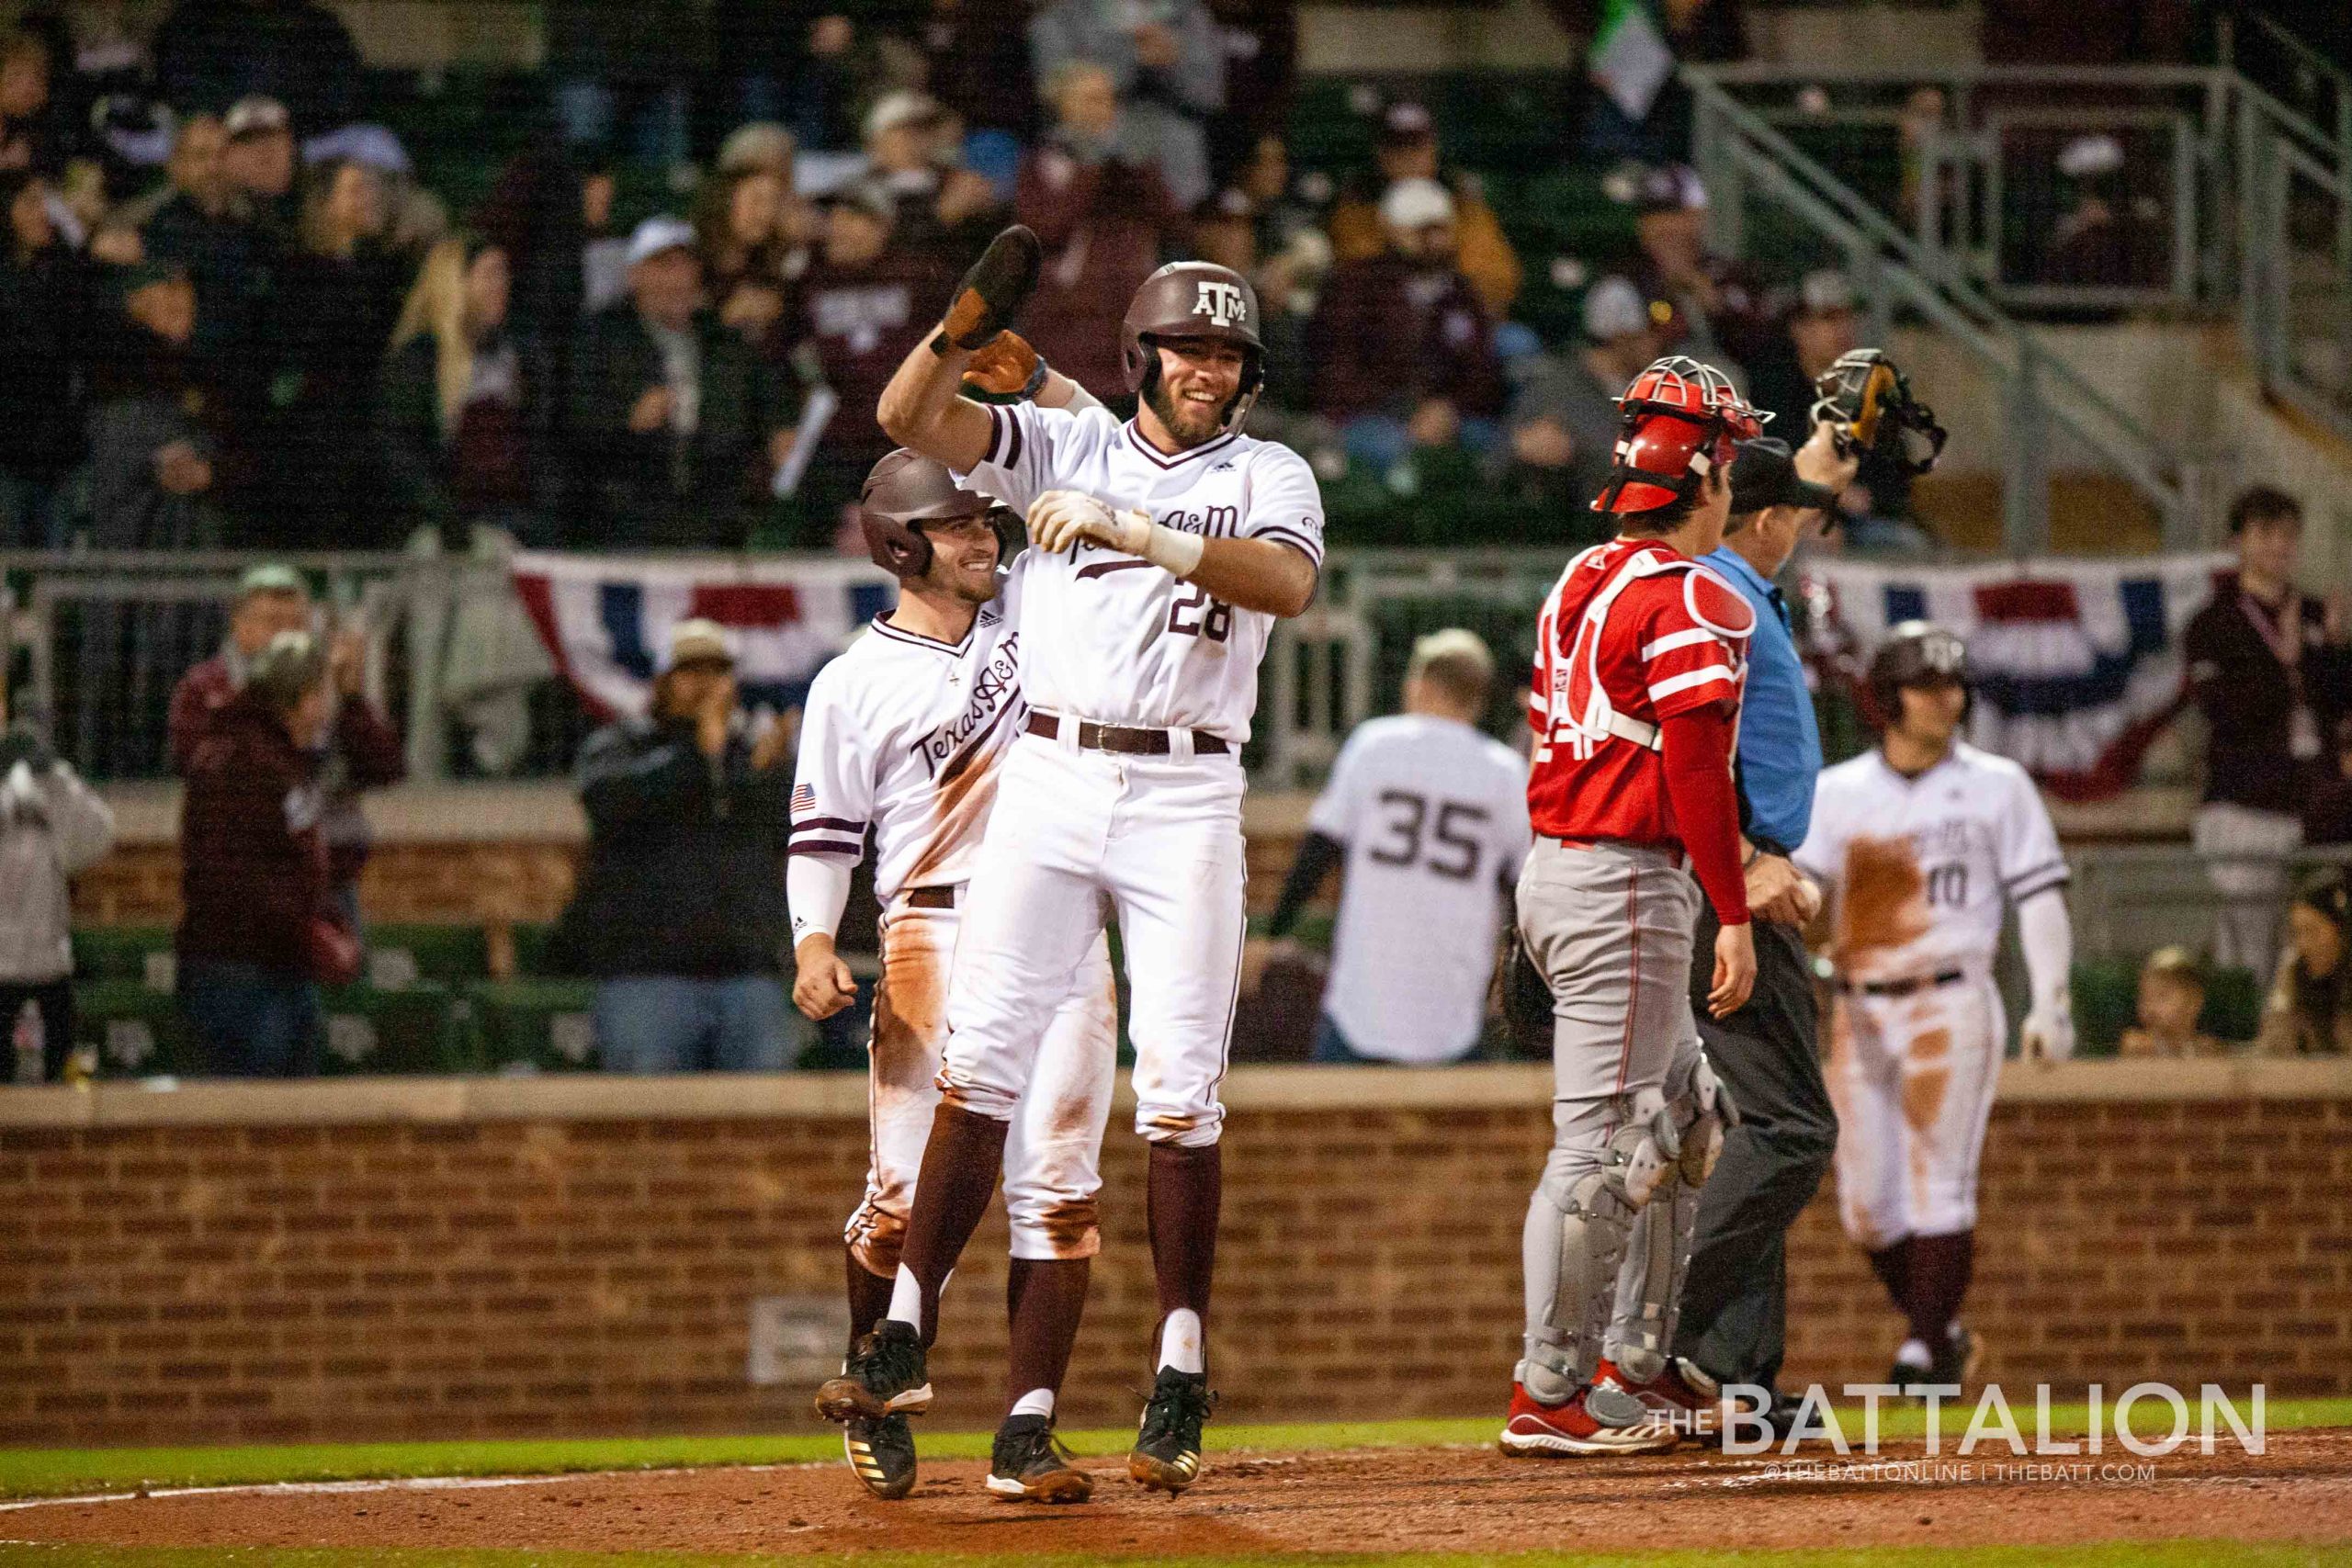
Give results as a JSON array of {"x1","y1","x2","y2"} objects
[
  {"x1": 1688, "y1": 60, "x2": 2352, "y2": 446},
  {"x1": 1687, "y1": 70, "x2": 2210, "y2": 552}
]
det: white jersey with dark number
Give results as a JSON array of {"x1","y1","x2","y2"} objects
[
  {"x1": 788, "y1": 575, "x2": 1029, "y2": 903},
  {"x1": 956, "y1": 400, "x2": 1325, "y2": 742},
  {"x1": 1796, "y1": 740, "x2": 2068, "y2": 985},
  {"x1": 1309, "y1": 714, "x2": 1532, "y2": 1063}
]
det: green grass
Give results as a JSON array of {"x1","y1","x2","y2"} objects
[
  {"x1": 2, "y1": 1545, "x2": 2348, "y2": 1567},
  {"x1": 1, "y1": 1399, "x2": 2344, "y2": 1504}
]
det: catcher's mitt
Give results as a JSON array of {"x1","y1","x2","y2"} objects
[
  {"x1": 1498, "y1": 929, "x2": 1555, "y2": 1059},
  {"x1": 959, "y1": 330, "x2": 1047, "y2": 404},
  {"x1": 938, "y1": 225, "x2": 1042, "y2": 352},
  {"x1": 1809, "y1": 348, "x2": 1947, "y2": 475}
]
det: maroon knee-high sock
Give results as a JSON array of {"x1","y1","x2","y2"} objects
[
  {"x1": 1866, "y1": 1237, "x2": 1914, "y2": 1317},
  {"x1": 894, "y1": 1103, "x2": 1011, "y2": 1346},
  {"x1": 845, "y1": 1250, "x2": 895, "y2": 1354},
  {"x1": 1903, "y1": 1229, "x2": 1975, "y2": 1347},
  {"x1": 1005, "y1": 1257, "x2": 1091, "y2": 1410},
  {"x1": 1146, "y1": 1141, "x2": 1221, "y2": 1366}
]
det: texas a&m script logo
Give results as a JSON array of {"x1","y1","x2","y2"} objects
[{"x1": 1193, "y1": 280, "x2": 1249, "y2": 329}]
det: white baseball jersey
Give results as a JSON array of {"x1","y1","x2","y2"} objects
[
  {"x1": 956, "y1": 400, "x2": 1325, "y2": 741},
  {"x1": 789, "y1": 576, "x2": 1029, "y2": 902},
  {"x1": 1308, "y1": 715, "x2": 1532, "y2": 1062},
  {"x1": 1797, "y1": 741, "x2": 2067, "y2": 984}
]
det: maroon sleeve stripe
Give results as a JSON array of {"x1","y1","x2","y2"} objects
[
  {"x1": 1003, "y1": 405, "x2": 1025, "y2": 469},
  {"x1": 787, "y1": 839, "x2": 865, "y2": 859},
  {"x1": 1255, "y1": 525, "x2": 1325, "y2": 562},
  {"x1": 788, "y1": 817, "x2": 866, "y2": 837}
]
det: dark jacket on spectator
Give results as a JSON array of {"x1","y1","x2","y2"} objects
[
  {"x1": 167, "y1": 653, "x2": 402, "y2": 886},
  {"x1": 261, "y1": 243, "x2": 411, "y2": 547},
  {"x1": 2185, "y1": 575, "x2": 2352, "y2": 817},
  {"x1": 85, "y1": 310, "x2": 235, "y2": 551},
  {"x1": 143, "y1": 190, "x2": 284, "y2": 432},
  {"x1": 175, "y1": 685, "x2": 334, "y2": 975},
  {"x1": 1306, "y1": 251, "x2": 1504, "y2": 423},
  {"x1": 0, "y1": 220, "x2": 88, "y2": 488},
  {"x1": 549, "y1": 716, "x2": 791, "y2": 979},
  {"x1": 379, "y1": 328, "x2": 556, "y2": 545},
  {"x1": 797, "y1": 248, "x2": 948, "y2": 467},
  {"x1": 568, "y1": 301, "x2": 790, "y2": 548},
  {"x1": 1016, "y1": 139, "x2": 1185, "y2": 400},
  {"x1": 153, "y1": 0, "x2": 363, "y2": 130}
]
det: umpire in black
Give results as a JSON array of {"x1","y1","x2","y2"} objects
[{"x1": 1674, "y1": 420, "x2": 1859, "y2": 1427}]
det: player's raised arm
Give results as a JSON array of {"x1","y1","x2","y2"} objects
[{"x1": 877, "y1": 225, "x2": 1044, "y2": 473}]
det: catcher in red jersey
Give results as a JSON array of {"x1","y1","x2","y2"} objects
[{"x1": 1501, "y1": 356, "x2": 1758, "y2": 1458}]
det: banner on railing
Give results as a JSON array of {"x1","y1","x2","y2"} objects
[
  {"x1": 1805, "y1": 550, "x2": 2230, "y2": 801},
  {"x1": 509, "y1": 551, "x2": 896, "y2": 721}
]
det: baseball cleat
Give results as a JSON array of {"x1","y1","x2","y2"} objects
[
  {"x1": 1499, "y1": 1382, "x2": 1679, "y2": 1457},
  {"x1": 1594, "y1": 1355, "x2": 1721, "y2": 1441},
  {"x1": 814, "y1": 1320, "x2": 932, "y2": 1422},
  {"x1": 1128, "y1": 1366, "x2": 1216, "y2": 1494},
  {"x1": 842, "y1": 1412, "x2": 917, "y2": 1500},
  {"x1": 1930, "y1": 1325, "x2": 1981, "y2": 1387},
  {"x1": 985, "y1": 1413, "x2": 1094, "y2": 1504}
]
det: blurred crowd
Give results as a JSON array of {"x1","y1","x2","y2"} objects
[{"x1": 0, "y1": 0, "x2": 1951, "y2": 563}]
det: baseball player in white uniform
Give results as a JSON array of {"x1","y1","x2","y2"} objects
[
  {"x1": 1796, "y1": 621, "x2": 2075, "y2": 1393},
  {"x1": 813, "y1": 230, "x2": 1322, "y2": 1495},
  {"x1": 1254, "y1": 628, "x2": 1532, "y2": 1065},
  {"x1": 791, "y1": 444, "x2": 1119, "y2": 1503}
]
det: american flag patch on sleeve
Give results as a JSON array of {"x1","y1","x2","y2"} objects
[{"x1": 792, "y1": 782, "x2": 817, "y2": 816}]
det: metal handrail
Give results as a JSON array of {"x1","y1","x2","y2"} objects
[{"x1": 1685, "y1": 72, "x2": 2191, "y2": 547}]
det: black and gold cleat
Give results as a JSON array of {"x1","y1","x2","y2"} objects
[
  {"x1": 984, "y1": 1413, "x2": 1093, "y2": 1504},
  {"x1": 842, "y1": 1412, "x2": 916, "y2": 1500},
  {"x1": 1128, "y1": 1367, "x2": 1215, "y2": 1495}
]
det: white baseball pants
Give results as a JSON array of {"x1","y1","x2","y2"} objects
[{"x1": 1826, "y1": 966, "x2": 2004, "y2": 1247}]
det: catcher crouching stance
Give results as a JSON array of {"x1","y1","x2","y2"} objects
[
  {"x1": 814, "y1": 227, "x2": 1325, "y2": 1495},
  {"x1": 1504, "y1": 356, "x2": 1758, "y2": 1456}
]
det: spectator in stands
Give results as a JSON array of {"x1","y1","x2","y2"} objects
[
  {"x1": 86, "y1": 262, "x2": 230, "y2": 551},
  {"x1": 168, "y1": 562, "x2": 403, "y2": 926},
  {"x1": 1218, "y1": 132, "x2": 1318, "y2": 266},
  {"x1": 552, "y1": 618, "x2": 797, "y2": 1073},
  {"x1": 104, "y1": 111, "x2": 226, "y2": 250},
  {"x1": 0, "y1": 168, "x2": 87, "y2": 547},
  {"x1": 2301, "y1": 717, "x2": 2352, "y2": 849},
  {"x1": 0, "y1": 28, "x2": 66, "y2": 176},
  {"x1": 1624, "y1": 162, "x2": 1770, "y2": 374},
  {"x1": 1031, "y1": 0, "x2": 1223, "y2": 212},
  {"x1": 1505, "y1": 275, "x2": 1667, "y2": 516},
  {"x1": 1306, "y1": 176, "x2": 1504, "y2": 476},
  {"x1": 909, "y1": 0, "x2": 1044, "y2": 152},
  {"x1": 2120, "y1": 946, "x2": 2228, "y2": 1059},
  {"x1": 1748, "y1": 270, "x2": 1859, "y2": 434},
  {"x1": 851, "y1": 91, "x2": 1000, "y2": 270},
  {"x1": 153, "y1": 0, "x2": 362, "y2": 135},
  {"x1": 1328, "y1": 100, "x2": 1521, "y2": 320},
  {"x1": 2259, "y1": 874, "x2": 2352, "y2": 1056},
  {"x1": 792, "y1": 188, "x2": 949, "y2": 545},
  {"x1": 219, "y1": 94, "x2": 296, "y2": 237},
  {"x1": 2186, "y1": 488, "x2": 2352, "y2": 981},
  {"x1": 1204, "y1": 0, "x2": 1296, "y2": 181},
  {"x1": 1016, "y1": 61, "x2": 1188, "y2": 400},
  {"x1": 382, "y1": 238, "x2": 552, "y2": 547},
  {"x1": 1252, "y1": 628, "x2": 1530, "y2": 1065},
  {"x1": 265, "y1": 156, "x2": 406, "y2": 547},
  {"x1": 0, "y1": 675, "x2": 114, "y2": 1083},
  {"x1": 693, "y1": 153, "x2": 801, "y2": 361},
  {"x1": 542, "y1": 0, "x2": 701, "y2": 171},
  {"x1": 176, "y1": 628, "x2": 345, "y2": 1078},
  {"x1": 569, "y1": 215, "x2": 795, "y2": 549}
]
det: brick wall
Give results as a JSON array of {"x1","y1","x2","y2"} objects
[{"x1": 2, "y1": 1065, "x2": 2344, "y2": 1447}]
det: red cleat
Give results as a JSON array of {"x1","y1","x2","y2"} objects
[
  {"x1": 1498, "y1": 1381, "x2": 1679, "y2": 1457},
  {"x1": 1594, "y1": 1356, "x2": 1722, "y2": 1443}
]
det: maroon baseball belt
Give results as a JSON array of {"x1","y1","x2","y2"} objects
[
  {"x1": 901, "y1": 886, "x2": 958, "y2": 910},
  {"x1": 1847, "y1": 968, "x2": 1965, "y2": 998}
]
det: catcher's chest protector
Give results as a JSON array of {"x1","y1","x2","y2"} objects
[{"x1": 1534, "y1": 543, "x2": 1740, "y2": 766}]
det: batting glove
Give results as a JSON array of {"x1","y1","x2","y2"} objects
[{"x1": 1027, "y1": 490, "x2": 1205, "y2": 579}]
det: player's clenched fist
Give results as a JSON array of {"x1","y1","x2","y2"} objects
[
  {"x1": 793, "y1": 934, "x2": 858, "y2": 1021},
  {"x1": 1028, "y1": 489, "x2": 1151, "y2": 556},
  {"x1": 1708, "y1": 919, "x2": 1756, "y2": 1019}
]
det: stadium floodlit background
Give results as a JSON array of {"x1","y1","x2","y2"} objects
[{"x1": 0, "y1": 1, "x2": 2349, "y2": 1562}]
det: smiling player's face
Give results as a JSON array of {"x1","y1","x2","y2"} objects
[
  {"x1": 920, "y1": 513, "x2": 1002, "y2": 604},
  {"x1": 1143, "y1": 337, "x2": 1245, "y2": 449}
]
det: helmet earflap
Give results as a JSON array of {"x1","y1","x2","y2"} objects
[{"x1": 857, "y1": 448, "x2": 1006, "y2": 579}]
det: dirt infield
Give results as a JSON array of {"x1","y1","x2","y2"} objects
[{"x1": 8, "y1": 1429, "x2": 2352, "y2": 1558}]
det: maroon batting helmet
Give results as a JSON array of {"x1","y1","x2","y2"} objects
[
  {"x1": 857, "y1": 449, "x2": 1017, "y2": 577},
  {"x1": 1120, "y1": 261, "x2": 1265, "y2": 434}
]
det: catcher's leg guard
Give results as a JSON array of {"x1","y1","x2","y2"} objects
[
  {"x1": 1606, "y1": 1053, "x2": 1737, "y2": 1383},
  {"x1": 1518, "y1": 1089, "x2": 1679, "y2": 1404}
]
